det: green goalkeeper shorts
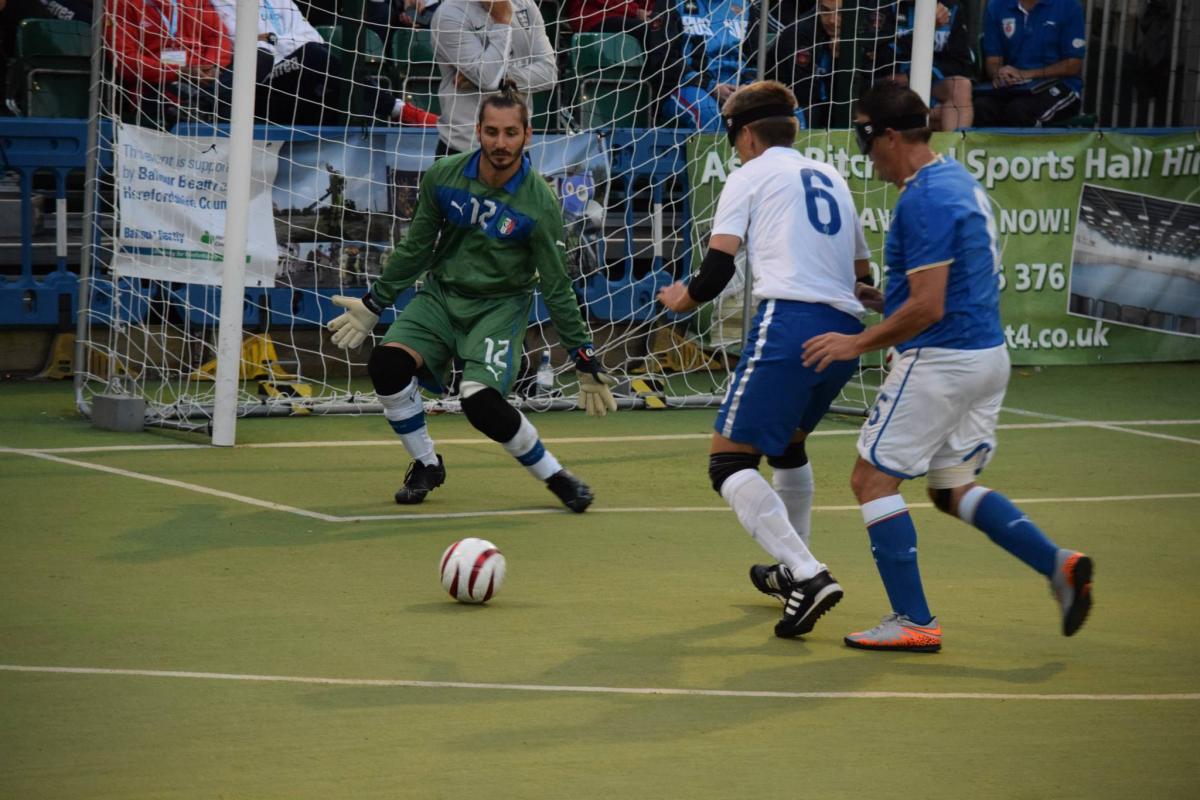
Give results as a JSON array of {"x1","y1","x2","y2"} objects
[{"x1": 381, "y1": 280, "x2": 531, "y2": 395}]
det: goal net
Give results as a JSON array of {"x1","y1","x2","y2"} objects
[{"x1": 79, "y1": 0, "x2": 913, "y2": 434}]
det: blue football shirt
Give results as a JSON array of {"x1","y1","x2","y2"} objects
[{"x1": 883, "y1": 156, "x2": 1006, "y2": 352}]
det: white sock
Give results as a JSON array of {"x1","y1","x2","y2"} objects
[
  {"x1": 501, "y1": 412, "x2": 562, "y2": 481},
  {"x1": 772, "y1": 463, "x2": 815, "y2": 547},
  {"x1": 721, "y1": 469, "x2": 823, "y2": 581},
  {"x1": 956, "y1": 485, "x2": 991, "y2": 525},
  {"x1": 379, "y1": 378, "x2": 437, "y2": 466},
  {"x1": 390, "y1": 98, "x2": 405, "y2": 120}
]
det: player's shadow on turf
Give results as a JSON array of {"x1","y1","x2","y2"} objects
[
  {"x1": 99, "y1": 502, "x2": 552, "y2": 563},
  {"x1": 886, "y1": 660, "x2": 1067, "y2": 684},
  {"x1": 419, "y1": 611, "x2": 885, "y2": 748},
  {"x1": 296, "y1": 602, "x2": 784, "y2": 715},
  {"x1": 101, "y1": 504, "x2": 277, "y2": 563},
  {"x1": 403, "y1": 600, "x2": 544, "y2": 614}
]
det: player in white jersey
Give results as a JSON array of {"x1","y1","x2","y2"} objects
[
  {"x1": 803, "y1": 82, "x2": 1093, "y2": 652},
  {"x1": 659, "y1": 81, "x2": 881, "y2": 640}
]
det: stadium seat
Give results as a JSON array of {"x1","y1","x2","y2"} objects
[
  {"x1": 531, "y1": 89, "x2": 565, "y2": 133},
  {"x1": 390, "y1": 28, "x2": 440, "y2": 116},
  {"x1": 315, "y1": 25, "x2": 391, "y2": 119},
  {"x1": 391, "y1": 28, "x2": 439, "y2": 76},
  {"x1": 348, "y1": 28, "x2": 392, "y2": 115},
  {"x1": 9, "y1": 19, "x2": 91, "y2": 118},
  {"x1": 567, "y1": 33, "x2": 649, "y2": 129},
  {"x1": 321, "y1": 26, "x2": 387, "y2": 71}
]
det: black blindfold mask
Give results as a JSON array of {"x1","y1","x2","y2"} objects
[
  {"x1": 853, "y1": 113, "x2": 929, "y2": 154},
  {"x1": 723, "y1": 103, "x2": 796, "y2": 145}
]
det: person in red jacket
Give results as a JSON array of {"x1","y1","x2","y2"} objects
[{"x1": 106, "y1": 0, "x2": 232, "y2": 126}]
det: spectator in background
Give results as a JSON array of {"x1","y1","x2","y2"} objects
[
  {"x1": 747, "y1": 0, "x2": 814, "y2": 50},
  {"x1": 106, "y1": 0, "x2": 231, "y2": 127},
  {"x1": 974, "y1": 0, "x2": 1084, "y2": 127},
  {"x1": 431, "y1": 0, "x2": 557, "y2": 156},
  {"x1": 565, "y1": 0, "x2": 683, "y2": 123},
  {"x1": 662, "y1": 0, "x2": 760, "y2": 130},
  {"x1": 208, "y1": 0, "x2": 437, "y2": 126},
  {"x1": 866, "y1": 0, "x2": 976, "y2": 130},
  {"x1": 765, "y1": 0, "x2": 842, "y2": 129}
]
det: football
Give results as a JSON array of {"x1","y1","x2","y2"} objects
[{"x1": 439, "y1": 538, "x2": 506, "y2": 604}]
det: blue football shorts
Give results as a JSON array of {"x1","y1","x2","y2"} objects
[{"x1": 714, "y1": 299, "x2": 864, "y2": 456}]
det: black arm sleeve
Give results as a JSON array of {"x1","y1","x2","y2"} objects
[{"x1": 686, "y1": 249, "x2": 738, "y2": 303}]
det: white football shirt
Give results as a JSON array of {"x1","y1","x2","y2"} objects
[{"x1": 710, "y1": 146, "x2": 868, "y2": 318}]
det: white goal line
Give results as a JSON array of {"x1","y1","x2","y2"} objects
[{"x1": 0, "y1": 664, "x2": 1195, "y2": 703}]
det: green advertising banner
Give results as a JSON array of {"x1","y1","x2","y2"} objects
[{"x1": 687, "y1": 129, "x2": 1200, "y2": 365}]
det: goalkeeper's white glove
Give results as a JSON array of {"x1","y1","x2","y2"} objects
[
  {"x1": 572, "y1": 344, "x2": 617, "y2": 417},
  {"x1": 327, "y1": 294, "x2": 381, "y2": 350}
]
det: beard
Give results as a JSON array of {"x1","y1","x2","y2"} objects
[{"x1": 482, "y1": 141, "x2": 524, "y2": 171}]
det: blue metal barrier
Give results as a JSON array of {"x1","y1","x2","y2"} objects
[
  {"x1": 584, "y1": 128, "x2": 687, "y2": 323},
  {"x1": 0, "y1": 118, "x2": 88, "y2": 325}
]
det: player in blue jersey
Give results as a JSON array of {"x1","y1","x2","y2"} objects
[
  {"x1": 659, "y1": 81, "x2": 881, "y2": 639},
  {"x1": 802, "y1": 81, "x2": 1093, "y2": 652}
]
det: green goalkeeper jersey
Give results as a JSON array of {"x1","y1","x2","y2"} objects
[{"x1": 368, "y1": 151, "x2": 590, "y2": 350}]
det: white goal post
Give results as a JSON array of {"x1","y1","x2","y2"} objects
[{"x1": 76, "y1": 0, "x2": 937, "y2": 442}]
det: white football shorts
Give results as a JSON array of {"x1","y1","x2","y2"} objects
[{"x1": 857, "y1": 344, "x2": 1010, "y2": 483}]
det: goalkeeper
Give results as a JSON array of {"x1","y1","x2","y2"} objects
[{"x1": 327, "y1": 82, "x2": 616, "y2": 512}]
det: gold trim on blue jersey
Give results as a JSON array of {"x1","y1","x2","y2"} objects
[{"x1": 907, "y1": 258, "x2": 954, "y2": 275}]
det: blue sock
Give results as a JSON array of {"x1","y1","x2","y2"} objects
[
  {"x1": 959, "y1": 486, "x2": 1058, "y2": 576},
  {"x1": 861, "y1": 495, "x2": 933, "y2": 625}
]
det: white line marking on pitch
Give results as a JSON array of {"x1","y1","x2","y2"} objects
[
  {"x1": 1, "y1": 665, "x2": 1195, "y2": 702},
  {"x1": 4, "y1": 442, "x2": 1198, "y2": 523},
  {"x1": 7, "y1": 450, "x2": 342, "y2": 522},
  {"x1": 1004, "y1": 407, "x2": 1200, "y2": 446},
  {"x1": 335, "y1": 493, "x2": 1200, "y2": 522},
  {"x1": 8, "y1": 419, "x2": 1199, "y2": 455}
]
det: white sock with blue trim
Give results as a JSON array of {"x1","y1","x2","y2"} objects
[
  {"x1": 379, "y1": 378, "x2": 437, "y2": 466},
  {"x1": 501, "y1": 412, "x2": 561, "y2": 480}
]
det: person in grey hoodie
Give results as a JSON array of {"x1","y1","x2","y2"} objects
[{"x1": 431, "y1": 0, "x2": 557, "y2": 155}]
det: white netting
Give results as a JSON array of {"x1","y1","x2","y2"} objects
[{"x1": 79, "y1": 0, "x2": 911, "y2": 430}]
